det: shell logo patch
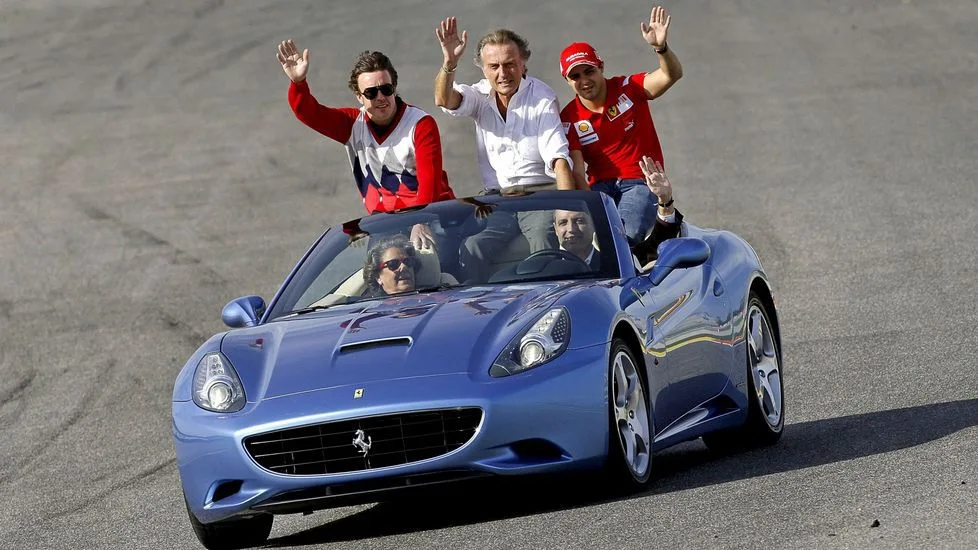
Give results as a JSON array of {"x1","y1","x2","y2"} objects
[{"x1": 575, "y1": 119, "x2": 599, "y2": 145}]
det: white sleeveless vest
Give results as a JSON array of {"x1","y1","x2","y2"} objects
[{"x1": 345, "y1": 105, "x2": 428, "y2": 200}]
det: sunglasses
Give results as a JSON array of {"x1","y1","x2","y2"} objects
[
  {"x1": 360, "y1": 83, "x2": 395, "y2": 100},
  {"x1": 380, "y1": 256, "x2": 417, "y2": 272}
]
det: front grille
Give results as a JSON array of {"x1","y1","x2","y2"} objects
[{"x1": 244, "y1": 408, "x2": 483, "y2": 475}]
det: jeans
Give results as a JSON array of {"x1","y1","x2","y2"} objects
[{"x1": 590, "y1": 178, "x2": 658, "y2": 245}]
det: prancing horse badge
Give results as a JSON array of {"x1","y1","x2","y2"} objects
[{"x1": 353, "y1": 388, "x2": 364, "y2": 399}]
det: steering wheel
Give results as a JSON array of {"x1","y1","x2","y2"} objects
[{"x1": 515, "y1": 248, "x2": 590, "y2": 275}]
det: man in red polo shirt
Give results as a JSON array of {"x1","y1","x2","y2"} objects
[{"x1": 559, "y1": 5, "x2": 683, "y2": 245}]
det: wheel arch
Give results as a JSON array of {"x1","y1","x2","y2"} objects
[
  {"x1": 748, "y1": 275, "x2": 782, "y2": 360},
  {"x1": 609, "y1": 319, "x2": 654, "y2": 422},
  {"x1": 611, "y1": 320, "x2": 646, "y2": 372}
]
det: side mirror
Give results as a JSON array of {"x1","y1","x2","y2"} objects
[
  {"x1": 649, "y1": 238, "x2": 711, "y2": 286},
  {"x1": 221, "y1": 295, "x2": 266, "y2": 328}
]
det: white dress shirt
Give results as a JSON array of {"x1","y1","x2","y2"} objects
[{"x1": 441, "y1": 76, "x2": 572, "y2": 190}]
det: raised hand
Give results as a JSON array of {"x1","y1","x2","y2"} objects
[
  {"x1": 639, "y1": 155, "x2": 673, "y2": 207},
  {"x1": 410, "y1": 223, "x2": 437, "y2": 251},
  {"x1": 277, "y1": 40, "x2": 309, "y2": 83},
  {"x1": 641, "y1": 5, "x2": 671, "y2": 49},
  {"x1": 435, "y1": 17, "x2": 468, "y2": 69}
]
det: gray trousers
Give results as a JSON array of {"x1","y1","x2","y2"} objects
[{"x1": 460, "y1": 184, "x2": 557, "y2": 282}]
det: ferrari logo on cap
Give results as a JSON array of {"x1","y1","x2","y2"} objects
[{"x1": 354, "y1": 388, "x2": 364, "y2": 399}]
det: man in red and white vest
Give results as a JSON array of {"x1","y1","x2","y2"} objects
[{"x1": 277, "y1": 40, "x2": 456, "y2": 220}]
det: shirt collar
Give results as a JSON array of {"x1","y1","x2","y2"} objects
[{"x1": 559, "y1": 244, "x2": 595, "y2": 264}]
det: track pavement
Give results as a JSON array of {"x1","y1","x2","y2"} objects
[{"x1": 1, "y1": 1, "x2": 976, "y2": 548}]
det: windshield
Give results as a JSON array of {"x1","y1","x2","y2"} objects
[{"x1": 265, "y1": 191, "x2": 621, "y2": 320}]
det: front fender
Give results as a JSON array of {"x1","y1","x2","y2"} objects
[{"x1": 172, "y1": 332, "x2": 227, "y2": 402}]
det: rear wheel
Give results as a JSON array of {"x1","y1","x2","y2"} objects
[
  {"x1": 703, "y1": 292, "x2": 784, "y2": 451},
  {"x1": 185, "y1": 497, "x2": 273, "y2": 550},
  {"x1": 606, "y1": 339, "x2": 653, "y2": 487}
]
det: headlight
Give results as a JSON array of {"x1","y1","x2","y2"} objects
[
  {"x1": 490, "y1": 307, "x2": 571, "y2": 377},
  {"x1": 192, "y1": 352, "x2": 246, "y2": 413}
]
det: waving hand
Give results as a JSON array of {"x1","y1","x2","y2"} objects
[
  {"x1": 277, "y1": 39, "x2": 309, "y2": 83},
  {"x1": 436, "y1": 17, "x2": 468, "y2": 69},
  {"x1": 641, "y1": 6, "x2": 671, "y2": 49},
  {"x1": 639, "y1": 155, "x2": 673, "y2": 208}
]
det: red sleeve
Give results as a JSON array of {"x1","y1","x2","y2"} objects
[
  {"x1": 560, "y1": 110, "x2": 581, "y2": 151},
  {"x1": 288, "y1": 80, "x2": 358, "y2": 143},
  {"x1": 407, "y1": 115, "x2": 443, "y2": 206},
  {"x1": 627, "y1": 73, "x2": 647, "y2": 100}
]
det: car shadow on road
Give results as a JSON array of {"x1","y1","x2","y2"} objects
[{"x1": 264, "y1": 397, "x2": 978, "y2": 547}]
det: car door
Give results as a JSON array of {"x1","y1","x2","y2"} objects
[{"x1": 644, "y1": 259, "x2": 729, "y2": 434}]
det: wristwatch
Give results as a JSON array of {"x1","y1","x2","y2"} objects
[
  {"x1": 658, "y1": 197, "x2": 674, "y2": 207},
  {"x1": 654, "y1": 43, "x2": 668, "y2": 54}
]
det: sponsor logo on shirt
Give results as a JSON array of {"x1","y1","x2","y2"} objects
[
  {"x1": 575, "y1": 120, "x2": 599, "y2": 145},
  {"x1": 562, "y1": 122, "x2": 571, "y2": 134},
  {"x1": 607, "y1": 93, "x2": 634, "y2": 121}
]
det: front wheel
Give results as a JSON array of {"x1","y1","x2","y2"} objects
[
  {"x1": 606, "y1": 339, "x2": 653, "y2": 487},
  {"x1": 186, "y1": 497, "x2": 273, "y2": 550},
  {"x1": 703, "y1": 292, "x2": 784, "y2": 451}
]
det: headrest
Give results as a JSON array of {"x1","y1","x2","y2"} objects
[{"x1": 414, "y1": 247, "x2": 442, "y2": 287}]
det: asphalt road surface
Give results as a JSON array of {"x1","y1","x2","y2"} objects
[{"x1": 2, "y1": 0, "x2": 976, "y2": 548}]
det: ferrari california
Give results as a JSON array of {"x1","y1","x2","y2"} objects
[{"x1": 171, "y1": 189, "x2": 784, "y2": 549}]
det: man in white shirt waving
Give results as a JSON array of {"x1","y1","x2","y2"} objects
[{"x1": 434, "y1": 17, "x2": 577, "y2": 282}]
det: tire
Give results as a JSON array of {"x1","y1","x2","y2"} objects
[
  {"x1": 606, "y1": 338, "x2": 654, "y2": 487},
  {"x1": 703, "y1": 291, "x2": 784, "y2": 452},
  {"x1": 185, "y1": 497, "x2": 273, "y2": 550}
]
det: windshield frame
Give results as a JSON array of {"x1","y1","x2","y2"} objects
[{"x1": 261, "y1": 190, "x2": 628, "y2": 323}]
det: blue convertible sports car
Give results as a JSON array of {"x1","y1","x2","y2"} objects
[{"x1": 172, "y1": 189, "x2": 784, "y2": 549}]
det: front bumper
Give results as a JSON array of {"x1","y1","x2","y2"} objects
[{"x1": 173, "y1": 344, "x2": 608, "y2": 524}]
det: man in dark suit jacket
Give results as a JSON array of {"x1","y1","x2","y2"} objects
[{"x1": 553, "y1": 153, "x2": 683, "y2": 271}]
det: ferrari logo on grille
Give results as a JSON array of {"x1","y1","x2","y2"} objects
[{"x1": 352, "y1": 429, "x2": 372, "y2": 456}]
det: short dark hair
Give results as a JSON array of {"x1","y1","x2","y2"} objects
[
  {"x1": 553, "y1": 208, "x2": 594, "y2": 225},
  {"x1": 348, "y1": 51, "x2": 399, "y2": 94},
  {"x1": 474, "y1": 29, "x2": 531, "y2": 67},
  {"x1": 362, "y1": 234, "x2": 418, "y2": 294}
]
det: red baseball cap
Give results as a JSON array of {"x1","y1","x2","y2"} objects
[{"x1": 560, "y1": 42, "x2": 603, "y2": 77}]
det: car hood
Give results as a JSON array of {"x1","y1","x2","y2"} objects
[{"x1": 221, "y1": 283, "x2": 581, "y2": 400}]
